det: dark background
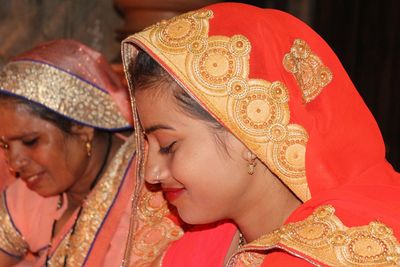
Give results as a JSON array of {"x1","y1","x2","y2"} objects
[{"x1": 1, "y1": 0, "x2": 398, "y2": 170}]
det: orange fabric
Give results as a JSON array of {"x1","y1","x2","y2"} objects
[{"x1": 0, "y1": 151, "x2": 13, "y2": 191}]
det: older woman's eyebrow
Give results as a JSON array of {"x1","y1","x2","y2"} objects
[{"x1": 144, "y1": 124, "x2": 175, "y2": 134}]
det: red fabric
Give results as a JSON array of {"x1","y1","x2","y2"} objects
[
  {"x1": 130, "y1": 3, "x2": 400, "y2": 265},
  {"x1": 200, "y1": 3, "x2": 400, "y2": 264},
  {"x1": 12, "y1": 39, "x2": 132, "y2": 124},
  {"x1": 163, "y1": 221, "x2": 237, "y2": 267}
]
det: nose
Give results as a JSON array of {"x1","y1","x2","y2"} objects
[
  {"x1": 7, "y1": 145, "x2": 29, "y2": 175},
  {"x1": 144, "y1": 137, "x2": 169, "y2": 185}
]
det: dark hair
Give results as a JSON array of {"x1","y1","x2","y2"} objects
[
  {"x1": 129, "y1": 49, "x2": 223, "y2": 130},
  {"x1": 0, "y1": 93, "x2": 75, "y2": 133}
]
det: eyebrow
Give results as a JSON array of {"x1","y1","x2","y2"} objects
[{"x1": 144, "y1": 124, "x2": 175, "y2": 134}]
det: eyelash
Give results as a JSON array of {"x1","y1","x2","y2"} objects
[
  {"x1": 159, "y1": 141, "x2": 176, "y2": 154},
  {"x1": 22, "y1": 137, "x2": 38, "y2": 147}
]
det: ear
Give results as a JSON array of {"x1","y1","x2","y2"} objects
[
  {"x1": 70, "y1": 124, "x2": 95, "y2": 143},
  {"x1": 241, "y1": 148, "x2": 257, "y2": 162}
]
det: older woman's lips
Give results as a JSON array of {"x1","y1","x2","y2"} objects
[
  {"x1": 23, "y1": 173, "x2": 42, "y2": 189},
  {"x1": 162, "y1": 188, "x2": 184, "y2": 202}
]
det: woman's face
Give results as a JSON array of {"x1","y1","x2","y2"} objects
[
  {"x1": 136, "y1": 87, "x2": 253, "y2": 224},
  {"x1": 0, "y1": 102, "x2": 89, "y2": 197}
]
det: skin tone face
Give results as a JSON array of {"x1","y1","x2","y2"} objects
[
  {"x1": 135, "y1": 84, "x2": 301, "y2": 242},
  {"x1": 0, "y1": 101, "x2": 93, "y2": 199}
]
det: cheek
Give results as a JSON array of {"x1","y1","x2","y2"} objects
[{"x1": 170, "y1": 144, "x2": 232, "y2": 191}]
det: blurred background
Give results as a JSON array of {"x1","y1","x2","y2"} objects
[{"x1": 0, "y1": 0, "x2": 399, "y2": 171}]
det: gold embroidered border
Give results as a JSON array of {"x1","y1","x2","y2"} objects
[
  {"x1": 0, "y1": 61, "x2": 129, "y2": 130},
  {"x1": 47, "y1": 136, "x2": 136, "y2": 266},
  {"x1": 129, "y1": 191, "x2": 183, "y2": 266},
  {"x1": 229, "y1": 206, "x2": 400, "y2": 266},
  {"x1": 283, "y1": 39, "x2": 333, "y2": 103},
  {"x1": 122, "y1": 9, "x2": 311, "y2": 201},
  {"x1": 0, "y1": 192, "x2": 28, "y2": 257}
]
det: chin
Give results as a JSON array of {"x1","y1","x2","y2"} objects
[{"x1": 177, "y1": 208, "x2": 218, "y2": 225}]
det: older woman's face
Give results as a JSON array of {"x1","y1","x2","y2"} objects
[{"x1": 0, "y1": 102, "x2": 88, "y2": 197}]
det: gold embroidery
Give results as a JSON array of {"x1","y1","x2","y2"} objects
[
  {"x1": 130, "y1": 191, "x2": 183, "y2": 266},
  {"x1": 47, "y1": 136, "x2": 136, "y2": 266},
  {"x1": 0, "y1": 61, "x2": 129, "y2": 130},
  {"x1": 229, "y1": 206, "x2": 400, "y2": 266},
  {"x1": 122, "y1": 9, "x2": 311, "y2": 201},
  {"x1": 0, "y1": 193, "x2": 28, "y2": 257},
  {"x1": 283, "y1": 39, "x2": 333, "y2": 103}
]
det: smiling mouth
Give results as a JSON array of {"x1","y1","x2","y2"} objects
[
  {"x1": 162, "y1": 188, "x2": 184, "y2": 202},
  {"x1": 22, "y1": 173, "x2": 43, "y2": 189}
]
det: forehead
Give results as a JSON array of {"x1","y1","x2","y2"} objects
[{"x1": 0, "y1": 101, "x2": 51, "y2": 137}]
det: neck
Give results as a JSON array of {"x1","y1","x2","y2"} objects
[
  {"x1": 232, "y1": 168, "x2": 301, "y2": 243},
  {"x1": 66, "y1": 133, "x2": 116, "y2": 207}
]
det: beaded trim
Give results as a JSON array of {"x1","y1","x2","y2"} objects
[
  {"x1": 122, "y1": 9, "x2": 311, "y2": 201},
  {"x1": 0, "y1": 61, "x2": 130, "y2": 131},
  {"x1": 283, "y1": 39, "x2": 333, "y2": 103},
  {"x1": 129, "y1": 191, "x2": 183, "y2": 266},
  {"x1": 0, "y1": 192, "x2": 28, "y2": 257},
  {"x1": 46, "y1": 136, "x2": 135, "y2": 266},
  {"x1": 229, "y1": 205, "x2": 400, "y2": 266}
]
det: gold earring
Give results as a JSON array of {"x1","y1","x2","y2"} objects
[
  {"x1": 86, "y1": 141, "x2": 92, "y2": 157},
  {"x1": 247, "y1": 151, "x2": 257, "y2": 175}
]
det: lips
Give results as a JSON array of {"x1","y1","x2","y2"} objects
[
  {"x1": 22, "y1": 172, "x2": 43, "y2": 189},
  {"x1": 162, "y1": 187, "x2": 184, "y2": 202}
]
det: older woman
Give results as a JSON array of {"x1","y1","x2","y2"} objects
[
  {"x1": 121, "y1": 3, "x2": 400, "y2": 266},
  {"x1": 0, "y1": 39, "x2": 181, "y2": 267}
]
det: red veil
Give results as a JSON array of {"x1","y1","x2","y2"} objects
[{"x1": 122, "y1": 3, "x2": 400, "y2": 266}]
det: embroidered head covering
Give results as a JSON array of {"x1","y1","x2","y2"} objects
[
  {"x1": 0, "y1": 39, "x2": 131, "y2": 131},
  {"x1": 122, "y1": 4, "x2": 400, "y2": 265},
  {"x1": 121, "y1": 3, "x2": 385, "y2": 201}
]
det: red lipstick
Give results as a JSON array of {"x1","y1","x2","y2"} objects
[{"x1": 163, "y1": 188, "x2": 184, "y2": 202}]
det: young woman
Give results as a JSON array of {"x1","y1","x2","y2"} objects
[
  {"x1": 0, "y1": 39, "x2": 181, "y2": 267},
  {"x1": 121, "y1": 3, "x2": 400, "y2": 266}
]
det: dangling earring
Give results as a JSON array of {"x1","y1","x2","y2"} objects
[
  {"x1": 247, "y1": 151, "x2": 257, "y2": 175},
  {"x1": 86, "y1": 141, "x2": 92, "y2": 157}
]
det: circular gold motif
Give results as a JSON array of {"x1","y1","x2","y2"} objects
[
  {"x1": 266, "y1": 124, "x2": 308, "y2": 183},
  {"x1": 370, "y1": 221, "x2": 394, "y2": 240},
  {"x1": 187, "y1": 37, "x2": 208, "y2": 54},
  {"x1": 229, "y1": 35, "x2": 251, "y2": 57},
  {"x1": 316, "y1": 66, "x2": 333, "y2": 87},
  {"x1": 283, "y1": 54, "x2": 298, "y2": 73},
  {"x1": 267, "y1": 124, "x2": 287, "y2": 142},
  {"x1": 157, "y1": 17, "x2": 199, "y2": 51},
  {"x1": 138, "y1": 192, "x2": 169, "y2": 222},
  {"x1": 330, "y1": 231, "x2": 349, "y2": 246},
  {"x1": 314, "y1": 205, "x2": 335, "y2": 219},
  {"x1": 269, "y1": 81, "x2": 289, "y2": 104},
  {"x1": 227, "y1": 77, "x2": 249, "y2": 99},
  {"x1": 291, "y1": 39, "x2": 311, "y2": 59},
  {"x1": 193, "y1": 9, "x2": 213, "y2": 19},
  {"x1": 230, "y1": 88, "x2": 276, "y2": 139},
  {"x1": 347, "y1": 234, "x2": 389, "y2": 262},
  {"x1": 291, "y1": 221, "x2": 331, "y2": 247}
]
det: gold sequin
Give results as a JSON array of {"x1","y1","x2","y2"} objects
[
  {"x1": 0, "y1": 61, "x2": 129, "y2": 130},
  {"x1": 228, "y1": 205, "x2": 400, "y2": 266},
  {"x1": 129, "y1": 191, "x2": 183, "y2": 266},
  {"x1": 0, "y1": 193, "x2": 28, "y2": 257},
  {"x1": 283, "y1": 39, "x2": 333, "y2": 103},
  {"x1": 122, "y1": 9, "x2": 311, "y2": 201},
  {"x1": 47, "y1": 136, "x2": 136, "y2": 266}
]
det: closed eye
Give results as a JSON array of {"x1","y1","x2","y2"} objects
[
  {"x1": 159, "y1": 141, "x2": 176, "y2": 155},
  {"x1": 22, "y1": 137, "x2": 38, "y2": 147}
]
